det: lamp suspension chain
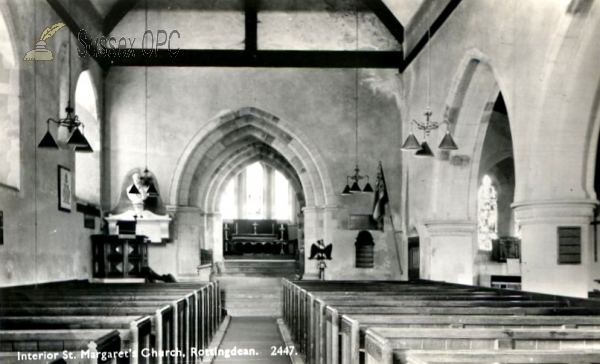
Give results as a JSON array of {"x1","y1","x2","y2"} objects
[
  {"x1": 400, "y1": 4, "x2": 458, "y2": 156},
  {"x1": 340, "y1": 1, "x2": 373, "y2": 195}
]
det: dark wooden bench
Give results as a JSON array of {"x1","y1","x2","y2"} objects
[
  {"x1": 365, "y1": 327, "x2": 600, "y2": 364},
  {"x1": 0, "y1": 329, "x2": 121, "y2": 364},
  {"x1": 341, "y1": 314, "x2": 600, "y2": 364},
  {"x1": 0, "y1": 281, "x2": 221, "y2": 364},
  {"x1": 282, "y1": 279, "x2": 600, "y2": 364},
  {"x1": 394, "y1": 349, "x2": 600, "y2": 364}
]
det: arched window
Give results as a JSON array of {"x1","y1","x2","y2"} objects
[
  {"x1": 220, "y1": 179, "x2": 236, "y2": 220},
  {"x1": 478, "y1": 175, "x2": 498, "y2": 250},
  {"x1": 0, "y1": 9, "x2": 19, "y2": 189},
  {"x1": 245, "y1": 162, "x2": 264, "y2": 218},
  {"x1": 74, "y1": 71, "x2": 100, "y2": 204},
  {"x1": 274, "y1": 170, "x2": 290, "y2": 220},
  {"x1": 218, "y1": 162, "x2": 296, "y2": 222}
]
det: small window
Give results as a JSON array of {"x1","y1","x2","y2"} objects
[
  {"x1": 557, "y1": 227, "x2": 581, "y2": 265},
  {"x1": 355, "y1": 230, "x2": 374, "y2": 268}
]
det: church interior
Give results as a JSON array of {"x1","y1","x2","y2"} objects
[{"x1": 2, "y1": 0, "x2": 600, "y2": 362}]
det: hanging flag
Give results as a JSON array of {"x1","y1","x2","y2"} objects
[{"x1": 372, "y1": 162, "x2": 389, "y2": 227}]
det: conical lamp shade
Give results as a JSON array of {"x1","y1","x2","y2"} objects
[
  {"x1": 350, "y1": 181, "x2": 361, "y2": 193},
  {"x1": 401, "y1": 132, "x2": 421, "y2": 150},
  {"x1": 75, "y1": 143, "x2": 94, "y2": 153},
  {"x1": 66, "y1": 128, "x2": 90, "y2": 147},
  {"x1": 341, "y1": 185, "x2": 351, "y2": 196},
  {"x1": 128, "y1": 184, "x2": 141, "y2": 194},
  {"x1": 415, "y1": 141, "x2": 434, "y2": 158},
  {"x1": 67, "y1": 128, "x2": 90, "y2": 147},
  {"x1": 438, "y1": 131, "x2": 458, "y2": 150},
  {"x1": 38, "y1": 131, "x2": 59, "y2": 149},
  {"x1": 146, "y1": 183, "x2": 159, "y2": 196},
  {"x1": 362, "y1": 182, "x2": 374, "y2": 193}
]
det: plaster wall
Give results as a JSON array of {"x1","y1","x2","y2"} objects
[
  {"x1": 0, "y1": 0, "x2": 103, "y2": 287},
  {"x1": 105, "y1": 67, "x2": 403, "y2": 280}
]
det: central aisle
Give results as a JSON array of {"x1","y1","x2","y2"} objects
[{"x1": 213, "y1": 317, "x2": 292, "y2": 363}]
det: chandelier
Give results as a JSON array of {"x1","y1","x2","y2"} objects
[
  {"x1": 341, "y1": 3, "x2": 373, "y2": 196},
  {"x1": 37, "y1": 2, "x2": 92, "y2": 152},
  {"x1": 401, "y1": 8, "x2": 457, "y2": 157},
  {"x1": 128, "y1": 0, "x2": 158, "y2": 198}
]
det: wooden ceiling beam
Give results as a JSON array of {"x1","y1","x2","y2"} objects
[
  {"x1": 107, "y1": 49, "x2": 403, "y2": 68},
  {"x1": 400, "y1": 0, "x2": 462, "y2": 72},
  {"x1": 245, "y1": 0, "x2": 259, "y2": 53},
  {"x1": 361, "y1": 0, "x2": 404, "y2": 44},
  {"x1": 46, "y1": 0, "x2": 108, "y2": 69}
]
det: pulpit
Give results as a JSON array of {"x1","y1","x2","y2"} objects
[{"x1": 92, "y1": 234, "x2": 149, "y2": 278}]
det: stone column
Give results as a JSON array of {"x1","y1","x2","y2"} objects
[
  {"x1": 167, "y1": 206, "x2": 202, "y2": 280},
  {"x1": 513, "y1": 200, "x2": 596, "y2": 298},
  {"x1": 264, "y1": 165, "x2": 274, "y2": 219},
  {"x1": 323, "y1": 205, "x2": 339, "y2": 252},
  {"x1": 423, "y1": 220, "x2": 478, "y2": 285},
  {"x1": 205, "y1": 212, "x2": 224, "y2": 263},
  {"x1": 303, "y1": 205, "x2": 322, "y2": 280},
  {"x1": 237, "y1": 171, "x2": 246, "y2": 218}
]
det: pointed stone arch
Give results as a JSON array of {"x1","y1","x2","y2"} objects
[
  {"x1": 170, "y1": 106, "x2": 334, "y2": 210},
  {"x1": 433, "y1": 48, "x2": 504, "y2": 221},
  {"x1": 168, "y1": 107, "x2": 335, "y2": 266}
]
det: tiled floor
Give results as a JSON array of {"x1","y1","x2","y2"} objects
[{"x1": 213, "y1": 317, "x2": 293, "y2": 363}]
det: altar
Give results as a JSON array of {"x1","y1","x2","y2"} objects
[{"x1": 223, "y1": 219, "x2": 295, "y2": 255}]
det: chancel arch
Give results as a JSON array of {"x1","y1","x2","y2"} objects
[
  {"x1": 170, "y1": 107, "x2": 334, "y2": 209},
  {"x1": 169, "y1": 107, "x2": 334, "y2": 277}
]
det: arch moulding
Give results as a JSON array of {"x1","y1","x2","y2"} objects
[{"x1": 169, "y1": 107, "x2": 334, "y2": 212}]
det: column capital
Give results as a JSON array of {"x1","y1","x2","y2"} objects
[
  {"x1": 166, "y1": 205, "x2": 202, "y2": 214},
  {"x1": 323, "y1": 204, "x2": 339, "y2": 212},
  {"x1": 424, "y1": 220, "x2": 477, "y2": 237},
  {"x1": 302, "y1": 205, "x2": 321, "y2": 213},
  {"x1": 512, "y1": 199, "x2": 597, "y2": 225}
]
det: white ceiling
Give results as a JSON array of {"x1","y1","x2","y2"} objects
[
  {"x1": 87, "y1": 0, "x2": 424, "y2": 36},
  {"x1": 88, "y1": 0, "x2": 122, "y2": 18}
]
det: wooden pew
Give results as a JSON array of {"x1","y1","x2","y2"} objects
[
  {"x1": 288, "y1": 283, "x2": 511, "y2": 357},
  {"x1": 364, "y1": 327, "x2": 600, "y2": 364},
  {"x1": 0, "y1": 329, "x2": 121, "y2": 364},
  {"x1": 1, "y1": 282, "x2": 220, "y2": 359},
  {"x1": 282, "y1": 280, "x2": 600, "y2": 364},
  {"x1": 0, "y1": 316, "x2": 152, "y2": 364},
  {"x1": 0, "y1": 281, "x2": 221, "y2": 364},
  {"x1": 394, "y1": 350, "x2": 600, "y2": 364},
  {"x1": 341, "y1": 314, "x2": 600, "y2": 364},
  {"x1": 322, "y1": 302, "x2": 600, "y2": 364}
]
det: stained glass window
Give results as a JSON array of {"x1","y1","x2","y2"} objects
[{"x1": 478, "y1": 175, "x2": 498, "y2": 250}]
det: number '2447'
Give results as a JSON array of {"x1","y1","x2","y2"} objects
[{"x1": 271, "y1": 346, "x2": 295, "y2": 356}]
